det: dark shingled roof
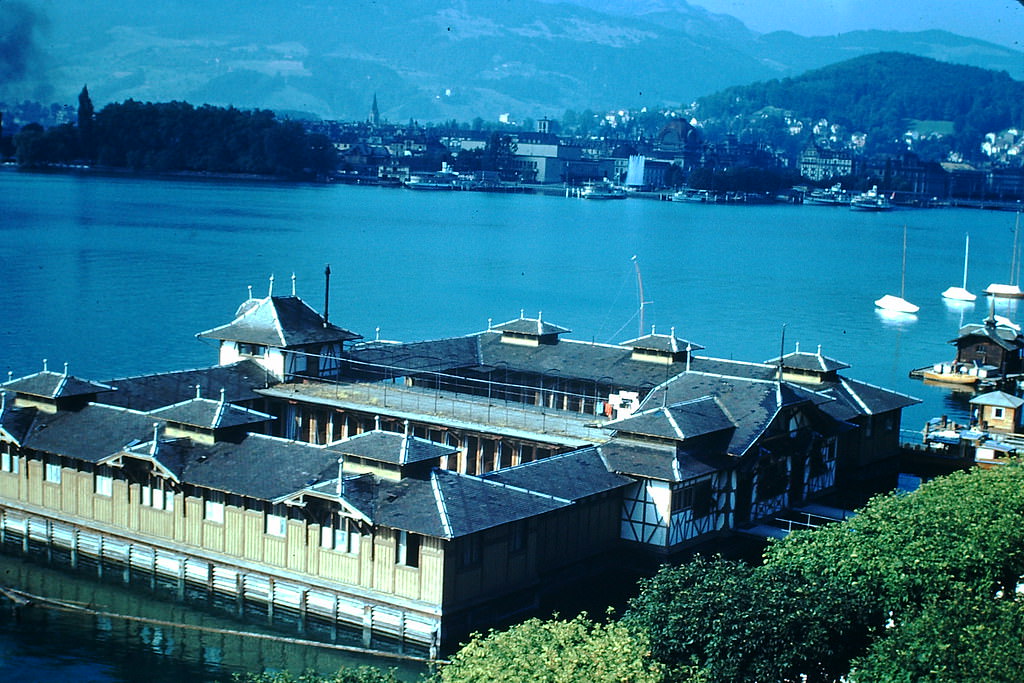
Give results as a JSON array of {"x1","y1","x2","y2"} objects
[
  {"x1": 0, "y1": 400, "x2": 37, "y2": 445},
  {"x1": 326, "y1": 430, "x2": 457, "y2": 466},
  {"x1": 102, "y1": 361, "x2": 272, "y2": 412},
  {"x1": 113, "y1": 434, "x2": 340, "y2": 501},
  {"x1": 765, "y1": 349, "x2": 851, "y2": 373},
  {"x1": 16, "y1": 404, "x2": 158, "y2": 463},
  {"x1": 340, "y1": 468, "x2": 567, "y2": 538},
  {"x1": 148, "y1": 396, "x2": 274, "y2": 430},
  {"x1": 346, "y1": 337, "x2": 481, "y2": 373},
  {"x1": 953, "y1": 318, "x2": 1024, "y2": 352},
  {"x1": 620, "y1": 329, "x2": 704, "y2": 353},
  {"x1": 609, "y1": 397, "x2": 734, "y2": 441},
  {"x1": 598, "y1": 439, "x2": 721, "y2": 482},
  {"x1": 197, "y1": 295, "x2": 361, "y2": 348},
  {"x1": 483, "y1": 446, "x2": 633, "y2": 501},
  {"x1": 1, "y1": 370, "x2": 115, "y2": 400},
  {"x1": 490, "y1": 314, "x2": 570, "y2": 337}
]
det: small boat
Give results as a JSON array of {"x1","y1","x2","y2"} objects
[
  {"x1": 581, "y1": 180, "x2": 627, "y2": 199},
  {"x1": 671, "y1": 189, "x2": 711, "y2": 203},
  {"x1": 941, "y1": 233, "x2": 976, "y2": 302},
  {"x1": 875, "y1": 225, "x2": 919, "y2": 314},
  {"x1": 806, "y1": 183, "x2": 850, "y2": 206},
  {"x1": 851, "y1": 186, "x2": 893, "y2": 211},
  {"x1": 920, "y1": 364, "x2": 980, "y2": 385},
  {"x1": 986, "y1": 212, "x2": 1024, "y2": 298},
  {"x1": 404, "y1": 172, "x2": 457, "y2": 190}
]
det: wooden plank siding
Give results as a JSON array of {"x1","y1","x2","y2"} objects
[{"x1": 0, "y1": 451, "x2": 446, "y2": 609}]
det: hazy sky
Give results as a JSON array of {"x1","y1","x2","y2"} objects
[{"x1": 689, "y1": 0, "x2": 1024, "y2": 50}]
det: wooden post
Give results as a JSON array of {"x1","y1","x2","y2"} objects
[
  {"x1": 362, "y1": 605, "x2": 373, "y2": 647},
  {"x1": 298, "y1": 588, "x2": 308, "y2": 635},
  {"x1": 70, "y1": 528, "x2": 78, "y2": 569},
  {"x1": 267, "y1": 577, "x2": 275, "y2": 625}
]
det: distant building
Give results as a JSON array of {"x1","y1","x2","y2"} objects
[{"x1": 798, "y1": 139, "x2": 854, "y2": 181}]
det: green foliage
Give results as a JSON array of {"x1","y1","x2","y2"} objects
[
  {"x1": 623, "y1": 557, "x2": 873, "y2": 682},
  {"x1": 434, "y1": 613, "x2": 665, "y2": 683},
  {"x1": 233, "y1": 666, "x2": 401, "y2": 683},
  {"x1": 851, "y1": 598, "x2": 1024, "y2": 682},
  {"x1": 15, "y1": 99, "x2": 336, "y2": 178},
  {"x1": 694, "y1": 52, "x2": 1024, "y2": 161}
]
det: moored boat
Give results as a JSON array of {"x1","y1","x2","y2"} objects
[
  {"x1": 806, "y1": 183, "x2": 850, "y2": 206},
  {"x1": 850, "y1": 186, "x2": 893, "y2": 211},
  {"x1": 581, "y1": 180, "x2": 627, "y2": 199}
]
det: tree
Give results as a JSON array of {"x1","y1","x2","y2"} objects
[
  {"x1": 623, "y1": 556, "x2": 873, "y2": 682},
  {"x1": 434, "y1": 613, "x2": 665, "y2": 683},
  {"x1": 233, "y1": 667, "x2": 401, "y2": 683},
  {"x1": 78, "y1": 85, "x2": 95, "y2": 161},
  {"x1": 482, "y1": 132, "x2": 517, "y2": 180}
]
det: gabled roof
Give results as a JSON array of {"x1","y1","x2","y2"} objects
[
  {"x1": 340, "y1": 468, "x2": 568, "y2": 539},
  {"x1": 101, "y1": 361, "x2": 272, "y2": 412},
  {"x1": 0, "y1": 399, "x2": 37, "y2": 445},
  {"x1": 14, "y1": 403, "x2": 158, "y2": 463},
  {"x1": 765, "y1": 348, "x2": 850, "y2": 373},
  {"x1": 490, "y1": 313, "x2": 570, "y2": 337},
  {"x1": 620, "y1": 328, "x2": 704, "y2": 354},
  {"x1": 326, "y1": 429, "x2": 457, "y2": 466},
  {"x1": 970, "y1": 390, "x2": 1024, "y2": 409},
  {"x1": 598, "y1": 439, "x2": 722, "y2": 482},
  {"x1": 1, "y1": 369, "x2": 114, "y2": 401},
  {"x1": 483, "y1": 446, "x2": 633, "y2": 500},
  {"x1": 608, "y1": 397, "x2": 734, "y2": 441},
  {"x1": 109, "y1": 433, "x2": 340, "y2": 501},
  {"x1": 197, "y1": 295, "x2": 361, "y2": 348},
  {"x1": 148, "y1": 395, "x2": 274, "y2": 431},
  {"x1": 954, "y1": 317, "x2": 1024, "y2": 352}
]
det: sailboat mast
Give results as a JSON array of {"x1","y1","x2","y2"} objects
[
  {"x1": 962, "y1": 233, "x2": 970, "y2": 289},
  {"x1": 632, "y1": 255, "x2": 646, "y2": 337},
  {"x1": 900, "y1": 225, "x2": 908, "y2": 299}
]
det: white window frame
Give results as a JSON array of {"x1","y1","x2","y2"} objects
[
  {"x1": 141, "y1": 482, "x2": 174, "y2": 511},
  {"x1": 321, "y1": 517, "x2": 360, "y2": 555},
  {"x1": 994, "y1": 407, "x2": 1005, "y2": 420},
  {"x1": 95, "y1": 474, "x2": 113, "y2": 497},
  {"x1": 1, "y1": 451, "x2": 19, "y2": 475},
  {"x1": 44, "y1": 462, "x2": 62, "y2": 484},
  {"x1": 204, "y1": 499, "x2": 225, "y2": 523},
  {"x1": 266, "y1": 513, "x2": 287, "y2": 537}
]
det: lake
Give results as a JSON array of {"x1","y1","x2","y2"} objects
[{"x1": 0, "y1": 167, "x2": 1021, "y2": 678}]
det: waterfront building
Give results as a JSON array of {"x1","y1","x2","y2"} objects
[{"x1": 0, "y1": 284, "x2": 918, "y2": 651}]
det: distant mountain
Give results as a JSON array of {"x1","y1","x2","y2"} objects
[
  {"x1": 3, "y1": 0, "x2": 1022, "y2": 122},
  {"x1": 693, "y1": 52, "x2": 1024, "y2": 160}
]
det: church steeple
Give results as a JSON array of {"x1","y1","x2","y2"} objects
[{"x1": 369, "y1": 94, "x2": 380, "y2": 127}]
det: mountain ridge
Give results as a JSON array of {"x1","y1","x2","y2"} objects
[{"x1": 3, "y1": 0, "x2": 1021, "y2": 122}]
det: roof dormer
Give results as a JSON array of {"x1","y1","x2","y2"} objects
[
  {"x1": 490, "y1": 311, "x2": 570, "y2": 347},
  {"x1": 621, "y1": 326, "x2": 704, "y2": 365},
  {"x1": 1, "y1": 361, "x2": 115, "y2": 413},
  {"x1": 147, "y1": 387, "x2": 274, "y2": 444},
  {"x1": 766, "y1": 343, "x2": 850, "y2": 385},
  {"x1": 326, "y1": 424, "x2": 458, "y2": 480}
]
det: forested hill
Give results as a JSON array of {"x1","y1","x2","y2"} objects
[{"x1": 693, "y1": 52, "x2": 1024, "y2": 160}]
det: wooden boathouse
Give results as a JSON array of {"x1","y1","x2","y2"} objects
[{"x1": 0, "y1": 282, "x2": 919, "y2": 651}]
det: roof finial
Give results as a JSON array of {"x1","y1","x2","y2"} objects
[
  {"x1": 817, "y1": 344, "x2": 822, "y2": 356},
  {"x1": 670, "y1": 326, "x2": 676, "y2": 337},
  {"x1": 374, "y1": 415, "x2": 381, "y2": 430},
  {"x1": 219, "y1": 387, "x2": 226, "y2": 405},
  {"x1": 42, "y1": 358, "x2": 48, "y2": 372},
  {"x1": 375, "y1": 326, "x2": 381, "y2": 341},
  {"x1": 795, "y1": 341, "x2": 800, "y2": 353},
  {"x1": 195, "y1": 384, "x2": 202, "y2": 399},
  {"x1": 538, "y1": 310, "x2": 542, "y2": 322},
  {"x1": 63, "y1": 362, "x2": 69, "y2": 377},
  {"x1": 520, "y1": 308, "x2": 525, "y2": 319},
  {"x1": 268, "y1": 273, "x2": 275, "y2": 297},
  {"x1": 487, "y1": 317, "x2": 492, "y2": 330},
  {"x1": 291, "y1": 272, "x2": 296, "y2": 297},
  {"x1": 247, "y1": 284, "x2": 253, "y2": 299},
  {"x1": 6, "y1": 370, "x2": 12, "y2": 382},
  {"x1": 651, "y1": 324, "x2": 656, "y2": 335}
]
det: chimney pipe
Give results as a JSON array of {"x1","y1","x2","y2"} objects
[{"x1": 323, "y1": 264, "x2": 331, "y2": 326}]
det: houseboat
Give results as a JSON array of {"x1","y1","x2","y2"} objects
[
  {"x1": 911, "y1": 314, "x2": 1024, "y2": 389},
  {"x1": 0, "y1": 278, "x2": 919, "y2": 652}
]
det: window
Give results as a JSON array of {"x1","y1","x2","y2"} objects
[
  {"x1": 266, "y1": 513, "x2": 287, "y2": 537},
  {"x1": 44, "y1": 462, "x2": 62, "y2": 484},
  {"x1": 237, "y1": 342, "x2": 266, "y2": 358},
  {"x1": 204, "y1": 496, "x2": 225, "y2": 523},
  {"x1": 321, "y1": 517, "x2": 360, "y2": 555},
  {"x1": 1, "y1": 450, "x2": 18, "y2": 475},
  {"x1": 396, "y1": 530, "x2": 420, "y2": 568},
  {"x1": 994, "y1": 407, "x2": 1005, "y2": 420},
  {"x1": 95, "y1": 474, "x2": 113, "y2": 497},
  {"x1": 141, "y1": 481, "x2": 173, "y2": 511}
]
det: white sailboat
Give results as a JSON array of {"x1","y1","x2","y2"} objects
[
  {"x1": 941, "y1": 233, "x2": 976, "y2": 301},
  {"x1": 875, "y1": 225, "x2": 919, "y2": 314},
  {"x1": 985, "y1": 212, "x2": 1024, "y2": 298}
]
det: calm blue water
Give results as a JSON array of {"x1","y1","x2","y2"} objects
[{"x1": 0, "y1": 167, "x2": 1021, "y2": 678}]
